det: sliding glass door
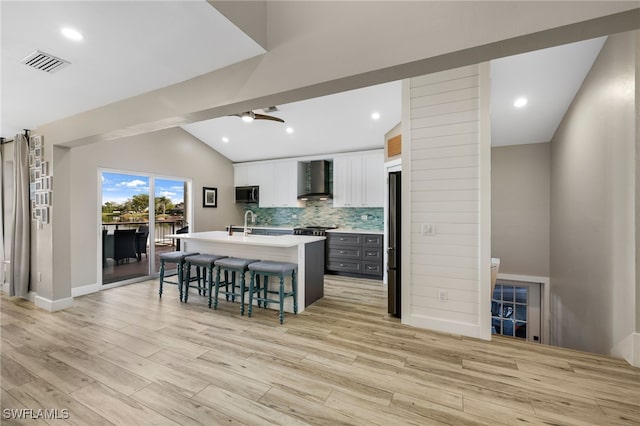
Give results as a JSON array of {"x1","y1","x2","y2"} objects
[
  {"x1": 100, "y1": 171, "x2": 190, "y2": 285},
  {"x1": 152, "y1": 178, "x2": 188, "y2": 274}
]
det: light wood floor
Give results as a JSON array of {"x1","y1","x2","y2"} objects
[{"x1": 2, "y1": 276, "x2": 639, "y2": 425}]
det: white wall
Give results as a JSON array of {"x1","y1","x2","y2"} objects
[
  {"x1": 492, "y1": 143, "x2": 550, "y2": 277},
  {"x1": 403, "y1": 64, "x2": 491, "y2": 339},
  {"x1": 550, "y1": 31, "x2": 637, "y2": 360},
  {"x1": 69, "y1": 127, "x2": 242, "y2": 290}
]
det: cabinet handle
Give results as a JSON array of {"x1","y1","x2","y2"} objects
[
  {"x1": 339, "y1": 250, "x2": 346, "y2": 254},
  {"x1": 340, "y1": 264, "x2": 346, "y2": 267}
]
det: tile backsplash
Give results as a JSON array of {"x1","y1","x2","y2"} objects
[{"x1": 243, "y1": 200, "x2": 383, "y2": 231}]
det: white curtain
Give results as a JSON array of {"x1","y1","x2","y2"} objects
[
  {"x1": 0, "y1": 144, "x2": 4, "y2": 286},
  {"x1": 10, "y1": 134, "x2": 30, "y2": 297}
]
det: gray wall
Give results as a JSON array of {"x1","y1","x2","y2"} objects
[
  {"x1": 69, "y1": 127, "x2": 242, "y2": 289},
  {"x1": 550, "y1": 32, "x2": 637, "y2": 358},
  {"x1": 491, "y1": 143, "x2": 550, "y2": 277}
]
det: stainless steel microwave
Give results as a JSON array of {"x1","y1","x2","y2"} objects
[{"x1": 235, "y1": 186, "x2": 259, "y2": 203}]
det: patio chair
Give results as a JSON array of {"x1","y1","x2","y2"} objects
[
  {"x1": 135, "y1": 226, "x2": 149, "y2": 261},
  {"x1": 113, "y1": 229, "x2": 138, "y2": 265}
]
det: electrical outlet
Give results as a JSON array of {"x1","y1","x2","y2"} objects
[
  {"x1": 37, "y1": 272, "x2": 42, "y2": 282},
  {"x1": 361, "y1": 214, "x2": 368, "y2": 221},
  {"x1": 438, "y1": 290, "x2": 448, "y2": 302},
  {"x1": 422, "y1": 223, "x2": 436, "y2": 236},
  {"x1": 292, "y1": 214, "x2": 297, "y2": 219}
]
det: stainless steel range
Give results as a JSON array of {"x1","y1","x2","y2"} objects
[{"x1": 293, "y1": 226, "x2": 337, "y2": 236}]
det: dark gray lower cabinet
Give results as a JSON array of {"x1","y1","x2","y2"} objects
[{"x1": 326, "y1": 232, "x2": 383, "y2": 279}]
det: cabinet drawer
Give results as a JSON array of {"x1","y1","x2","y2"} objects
[
  {"x1": 327, "y1": 259, "x2": 362, "y2": 273},
  {"x1": 328, "y1": 233, "x2": 362, "y2": 246},
  {"x1": 328, "y1": 246, "x2": 361, "y2": 259},
  {"x1": 362, "y1": 248, "x2": 382, "y2": 261},
  {"x1": 362, "y1": 261, "x2": 382, "y2": 276},
  {"x1": 363, "y1": 234, "x2": 382, "y2": 247}
]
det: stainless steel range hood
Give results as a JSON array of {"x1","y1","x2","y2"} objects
[{"x1": 297, "y1": 160, "x2": 333, "y2": 200}]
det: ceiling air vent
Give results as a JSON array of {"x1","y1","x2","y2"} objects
[{"x1": 21, "y1": 50, "x2": 70, "y2": 74}]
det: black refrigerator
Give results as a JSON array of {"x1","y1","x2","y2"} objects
[{"x1": 388, "y1": 171, "x2": 401, "y2": 317}]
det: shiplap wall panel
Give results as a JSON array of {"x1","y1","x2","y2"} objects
[
  {"x1": 408, "y1": 64, "x2": 482, "y2": 330},
  {"x1": 410, "y1": 223, "x2": 479, "y2": 235},
  {"x1": 411, "y1": 306, "x2": 478, "y2": 325},
  {"x1": 411, "y1": 133, "x2": 479, "y2": 149},
  {"x1": 411, "y1": 190, "x2": 480, "y2": 202},
  {"x1": 411, "y1": 243, "x2": 479, "y2": 257},
  {"x1": 412, "y1": 98, "x2": 480, "y2": 118},
  {"x1": 412, "y1": 122, "x2": 479, "y2": 140},
  {"x1": 411, "y1": 144, "x2": 479, "y2": 160},
  {"x1": 411, "y1": 88, "x2": 480, "y2": 109},
  {"x1": 411, "y1": 168, "x2": 480, "y2": 182}
]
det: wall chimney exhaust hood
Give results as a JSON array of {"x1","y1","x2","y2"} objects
[{"x1": 298, "y1": 160, "x2": 333, "y2": 200}]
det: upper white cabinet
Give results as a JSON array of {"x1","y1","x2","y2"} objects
[
  {"x1": 233, "y1": 163, "x2": 260, "y2": 186},
  {"x1": 259, "y1": 160, "x2": 299, "y2": 208},
  {"x1": 333, "y1": 151, "x2": 384, "y2": 207},
  {"x1": 235, "y1": 150, "x2": 383, "y2": 208}
]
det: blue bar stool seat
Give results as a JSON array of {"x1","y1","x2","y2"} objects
[
  {"x1": 248, "y1": 261, "x2": 298, "y2": 324},
  {"x1": 212, "y1": 257, "x2": 259, "y2": 314},
  {"x1": 183, "y1": 254, "x2": 227, "y2": 303},
  {"x1": 158, "y1": 251, "x2": 198, "y2": 301}
]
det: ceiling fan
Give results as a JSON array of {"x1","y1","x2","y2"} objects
[{"x1": 234, "y1": 107, "x2": 284, "y2": 123}]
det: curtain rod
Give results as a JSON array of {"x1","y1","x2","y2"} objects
[{"x1": 0, "y1": 129, "x2": 31, "y2": 145}]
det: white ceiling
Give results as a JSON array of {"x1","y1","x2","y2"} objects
[
  {"x1": 0, "y1": 0, "x2": 264, "y2": 139},
  {"x1": 490, "y1": 37, "x2": 607, "y2": 146},
  {"x1": 180, "y1": 81, "x2": 402, "y2": 162},
  {"x1": 1, "y1": 1, "x2": 607, "y2": 159}
]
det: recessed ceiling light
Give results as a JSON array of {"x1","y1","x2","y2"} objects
[
  {"x1": 513, "y1": 97, "x2": 528, "y2": 108},
  {"x1": 61, "y1": 27, "x2": 83, "y2": 41},
  {"x1": 286, "y1": 127, "x2": 294, "y2": 134},
  {"x1": 222, "y1": 137, "x2": 229, "y2": 143},
  {"x1": 371, "y1": 112, "x2": 381, "y2": 120}
]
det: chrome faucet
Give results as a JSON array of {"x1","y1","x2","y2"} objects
[{"x1": 243, "y1": 210, "x2": 256, "y2": 237}]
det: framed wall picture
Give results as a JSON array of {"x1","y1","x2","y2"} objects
[{"x1": 202, "y1": 187, "x2": 217, "y2": 208}]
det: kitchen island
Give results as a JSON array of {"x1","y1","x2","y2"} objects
[{"x1": 167, "y1": 231, "x2": 325, "y2": 312}]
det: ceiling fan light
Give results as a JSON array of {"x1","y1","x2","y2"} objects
[{"x1": 240, "y1": 111, "x2": 255, "y2": 122}]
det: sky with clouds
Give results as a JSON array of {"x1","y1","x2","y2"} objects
[{"x1": 101, "y1": 172, "x2": 184, "y2": 205}]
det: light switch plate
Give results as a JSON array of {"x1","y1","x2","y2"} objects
[{"x1": 422, "y1": 223, "x2": 436, "y2": 236}]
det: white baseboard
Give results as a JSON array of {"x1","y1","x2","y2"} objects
[
  {"x1": 72, "y1": 283, "x2": 101, "y2": 297},
  {"x1": 404, "y1": 314, "x2": 484, "y2": 340},
  {"x1": 34, "y1": 294, "x2": 73, "y2": 312}
]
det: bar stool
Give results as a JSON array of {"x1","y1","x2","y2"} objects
[
  {"x1": 211, "y1": 257, "x2": 259, "y2": 315},
  {"x1": 183, "y1": 254, "x2": 227, "y2": 303},
  {"x1": 248, "y1": 261, "x2": 298, "y2": 324},
  {"x1": 158, "y1": 251, "x2": 199, "y2": 301}
]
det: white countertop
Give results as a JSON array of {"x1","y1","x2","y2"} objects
[
  {"x1": 325, "y1": 229, "x2": 384, "y2": 235},
  {"x1": 228, "y1": 225, "x2": 383, "y2": 235},
  {"x1": 167, "y1": 231, "x2": 324, "y2": 248},
  {"x1": 229, "y1": 225, "x2": 294, "y2": 230}
]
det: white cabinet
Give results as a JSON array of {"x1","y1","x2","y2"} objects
[
  {"x1": 234, "y1": 163, "x2": 260, "y2": 186},
  {"x1": 333, "y1": 151, "x2": 384, "y2": 207},
  {"x1": 259, "y1": 160, "x2": 299, "y2": 208}
]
